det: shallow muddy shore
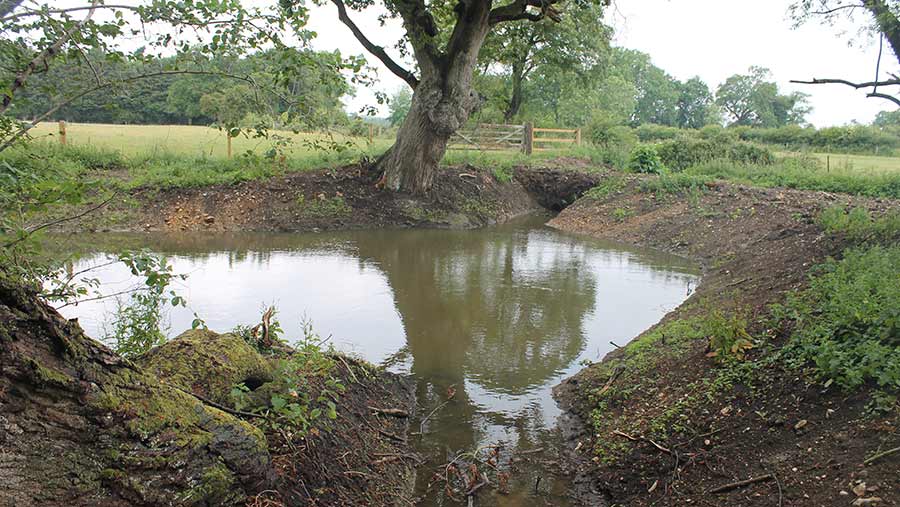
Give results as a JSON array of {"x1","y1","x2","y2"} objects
[{"x1": 7, "y1": 163, "x2": 899, "y2": 506}]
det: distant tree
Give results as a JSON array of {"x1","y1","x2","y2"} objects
[
  {"x1": 677, "y1": 76, "x2": 713, "y2": 128},
  {"x1": 874, "y1": 108, "x2": 900, "y2": 126},
  {"x1": 790, "y1": 0, "x2": 900, "y2": 106},
  {"x1": 199, "y1": 85, "x2": 255, "y2": 127},
  {"x1": 716, "y1": 66, "x2": 810, "y2": 127},
  {"x1": 166, "y1": 77, "x2": 215, "y2": 125},
  {"x1": 610, "y1": 49, "x2": 680, "y2": 126},
  {"x1": 388, "y1": 87, "x2": 412, "y2": 126},
  {"x1": 478, "y1": 2, "x2": 610, "y2": 121}
]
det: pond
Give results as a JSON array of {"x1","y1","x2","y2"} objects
[{"x1": 56, "y1": 213, "x2": 701, "y2": 505}]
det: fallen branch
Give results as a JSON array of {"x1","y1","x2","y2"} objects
[
  {"x1": 707, "y1": 474, "x2": 774, "y2": 494},
  {"x1": 863, "y1": 446, "x2": 900, "y2": 465},
  {"x1": 377, "y1": 429, "x2": 407, "y2": 443}
]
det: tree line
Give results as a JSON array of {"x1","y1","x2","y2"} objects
[
  {"x1": 8, "y1": 49, "x2": 353, "y2": 130},
  {"x1": 391, "y1": 43, "x2": 813, "y2": 132}
]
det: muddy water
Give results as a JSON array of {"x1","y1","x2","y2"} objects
[{"x1": 56, "y1": 214, "x2": 700, "y2": 505}]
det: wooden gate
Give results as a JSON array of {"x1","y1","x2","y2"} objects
[
  {"x1": 448, "y1": 122, "x2": 581, "y2": 154},
  {"x1": 448, "y1": 123, "x2": 526, "y2": 152}
]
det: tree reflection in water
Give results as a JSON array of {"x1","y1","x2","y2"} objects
[{"x1": 56, "y1": 215, "x2": 699, "y2": 506}]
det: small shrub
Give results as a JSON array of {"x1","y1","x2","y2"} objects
[
  {"x1": 492, "y1": 166, "x2": 514, "y2": 183},
  {"x1": 701, "y1": 308, "x2": 754, "y2": 361},
  {"x1": 628, "y1": 145, "x2": 665, "y2": 174}
]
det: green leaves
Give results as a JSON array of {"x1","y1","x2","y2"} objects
[{"x1": 780, "y1": 245, "x2": 900, "y2": 391}]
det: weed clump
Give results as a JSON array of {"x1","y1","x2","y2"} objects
[{"x1": 777, "y1": 245, "x2": 900, "y2": 391}]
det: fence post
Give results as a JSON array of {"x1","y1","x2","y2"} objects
[
  {"x1": 575, "y1": 128, "x2": 582, "y2": 146},
  {"x1": 58, "y1": 120, "x2": 67, "y2": 146},
  {"x1": 226, "y1": 133, "x2": 232, "y2": 159},
  {"x1": 523, "y1": 122, "x2": 534, "y2": 155},
  {"x1": 368, "y1": 124, "x2": 374, "y2": 143}
]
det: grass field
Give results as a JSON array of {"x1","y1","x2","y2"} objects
[
  {"x1": 15, "y1": 122, "x2": 900, "y2": 197},
  {"x1": 779, "y1": 151, "x2": 900, "y2": 174},
  {"x1": 28, "y1": 122, "x2": 393, "y2": 158}
]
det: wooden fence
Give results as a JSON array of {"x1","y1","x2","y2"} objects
[
  {"x1": 449, "y1": 122, "x2": 581, "y2": 154},
  {"x1": 53, "y1": 120, "x2": 580, "y2": 157}
]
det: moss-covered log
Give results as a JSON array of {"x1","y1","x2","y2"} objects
[
  {"x1": 137, "y1": 329, "x2": 275, "y2": 405},
  {"x1": 0, "y1": 278, "x2": 274, "y2": 506}
]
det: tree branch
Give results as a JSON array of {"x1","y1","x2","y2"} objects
[
  {"x1": 810, "y1": 3, "x2": 865, "y2": 15},
  {"x1": 0, "y1": 4, "x2": 145, "y2": 23},
  {"x1": 0, "y1": 0, "x2": 100, "y2": 114},
  {"x1": 489, "y1": 0, "x2": 560, "y2": 25},
  {"x1": 2, "y1": 193, "x2": 117, "y2": 250},
  {"x1": 791, "y1": 77, "x2": 900, "y2": 106},
  {"x1": 329, "y1": 0, "x2": 419, "y2": 88},
  {"x1": 790, "y1": 77, "x2": 900, "y2": 88}
]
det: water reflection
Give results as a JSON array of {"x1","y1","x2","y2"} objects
[{"x1": 54, "y1": 215, "x2": 700, "y2": 506}]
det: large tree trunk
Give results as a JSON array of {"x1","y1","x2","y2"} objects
[
  {"x1": 377, "y1": 1, "x2": 492, "y2": 195},
  {"x1": 379, "y1": 76, "x2": 482, "y2": 194}
]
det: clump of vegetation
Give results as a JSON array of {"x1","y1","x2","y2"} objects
[
  {"x1": 817, "y1": 206, "x2": 900, "y2": 243},
  {"x1": 777, "y1": 245, "x2": 900, "y2": 391},
  {"x1": 701, "y1": 307, "x2": 754, "y2": 361},
  {"x1": 638, "y1": 172, "x2": 712, "y2": 196},
  {"x1": 492, "y1": 165, "x2": 514, "y2": 183},
  {"x1": 627, "y1": 144, "x2": 665, "y2": 174},
  {"x1": 656, "y1": 137, "x2": 774, "y2": 171},
  {"x1": 611, "y1": 207, "x2": 633, "y2": 221},
  {"x1": 296, "y1": 193, "x2": 352, "y2": 217},
  {"x1": 584, "y1": 176, "x2": 627, "y2": 200},
  {"x1": 229, "y1": 319, "x2": 343, "y2": 434}
]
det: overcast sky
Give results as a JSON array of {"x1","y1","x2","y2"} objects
[{"x1": 305, "y1": 0, "x2": 898, "y2": 127}]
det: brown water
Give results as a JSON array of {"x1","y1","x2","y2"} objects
[{"x1": 56, "y1": 214, "x2": 700, "y2": 505}]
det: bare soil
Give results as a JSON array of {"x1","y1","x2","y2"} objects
[
  {"x1": 550, "y1": 176, "x2": 900, "y2": 507},
  {"x1": 73, "y1": 164, "x2": 574, "y2": 234}
]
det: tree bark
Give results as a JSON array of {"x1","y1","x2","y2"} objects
[{"x1": 504, "y1": 60, "x2": 526, "y2": 122}]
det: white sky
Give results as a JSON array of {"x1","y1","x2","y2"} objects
[{"x1": 305, "y1": 0, "x2": 899, "y2": 127}]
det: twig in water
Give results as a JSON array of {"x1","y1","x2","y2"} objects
[{"x1": 419, "y1": 399, "x2": 451, "y2": 434}]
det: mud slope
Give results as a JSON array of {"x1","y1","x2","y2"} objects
[{"x1": 551, "y1": 178, "x2": 899, "y2": 507}]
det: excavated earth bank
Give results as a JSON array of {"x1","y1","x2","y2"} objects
[{"x1": 549, "y1": 176, "x2": 899, "y2": 507}]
